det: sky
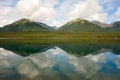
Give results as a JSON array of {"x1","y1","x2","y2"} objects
[{"x1": 0, "y1": 0, "x2": 120, "y2": 27}]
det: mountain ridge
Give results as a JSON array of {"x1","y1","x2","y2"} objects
[
  {"x1": 0, "y1": 18, "x2": 55, "y2": 32},
  {"x1": 91, "y1": 21, "x2": 109, "y2": 28},
  {"x1": 106, "y1": 21, "x2": 120, "y2": 31},
  {"x1": 0, "y1": 18, "x2": 120, "y2": 32},
  {"x1": 57, "y1": 18, "x2": 106, "y2": 32}
]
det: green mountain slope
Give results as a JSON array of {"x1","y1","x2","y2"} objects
[
  {"x1": 58, "y1": 18, "x2": 106, "y2": 32},
  {"x1": 106, "y1": 21, "x2": 120, "y2": 31},
  {"x1": 0, "y1": 18, "x2": 53, "y2": 32}
]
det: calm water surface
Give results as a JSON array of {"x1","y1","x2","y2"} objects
[{"x1": 0, "y1": 42, "x2": 120, "y2": 80}]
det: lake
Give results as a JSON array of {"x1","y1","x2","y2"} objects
[{"x1": 0, "y1": 40, "x2": 120, "y2": 80}]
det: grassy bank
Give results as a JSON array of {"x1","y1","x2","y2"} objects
[
  {"x1": 0, "y1": 32, "x2": 120, "y2": 44},
  {"x1": 0, "y1": 32, "x2": 120, "y2": 39}
]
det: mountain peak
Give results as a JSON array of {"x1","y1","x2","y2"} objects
[
  {"x1": 76, "y1": 18, "x2": 86, "y2": 21},
  {"x1": 14, "y1": 18, "x2": 32, "y2": 25},
  {"x1": 19, "y1": 18, "x2": 30, "y2": 21},
  {"x1": 67, "y1": 18, "x2": 88, "y2": 25},
  {"x1": 71, "y1": 18, "x2": 87, "y2": 22}
]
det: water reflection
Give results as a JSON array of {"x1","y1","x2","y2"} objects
[
  {"x1": 0, "y1": 43, "x2": 120, "y2": 56},
  {"x1": 0, "y1": 46, "x2": 120, "y2": 80}
]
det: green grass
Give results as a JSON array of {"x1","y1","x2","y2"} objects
[
  {"x1": 0, "y1": 32, "x2": 120, "y2": 44},
  {"x1": 0, "y1": 32, "x2": 120, "y2": 39}
]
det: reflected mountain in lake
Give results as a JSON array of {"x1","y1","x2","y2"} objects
[
  {"x1": 0, "y1": 43, "x2": 120, "y2": 56},
  {"x1": 0, "y1": 46, "x2": 120, "y2": 80},
  {"x1": 0, "y1": 44, "x2": 52, "y2": 56}
]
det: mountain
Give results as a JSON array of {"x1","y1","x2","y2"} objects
[
  {"x1": 0, "y1": 43, "x2": 53, "y2": 56},
  {"x1": 92, "y1": 21, "x2": 120, "y2": 31},
  {"x1": 0, "y1": 18, "x2": 120, "y2": 32},
  {"x1": 58, "y1": 18, "x2": 106, "y2": 32},
  {"x1": 0, "y1": 18, "x2": 54, "y2": 32},
  {"x1": 106, "y1": 21, "x2": 120, "y2": 31},
  {"x1": 92, "y1": 21, "x2": 109, "y2": 28}
]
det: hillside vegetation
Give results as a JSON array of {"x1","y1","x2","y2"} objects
[
  {"x1": 58, "y1": 18, "x2": 106, "y2": 32},
  {"x1": 0, "y1": 19, "x2": 52, "y2": 32}
]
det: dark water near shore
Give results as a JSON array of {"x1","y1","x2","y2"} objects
[{"x1": 0, "y1": 42, "x2": 120, "y2": 80}]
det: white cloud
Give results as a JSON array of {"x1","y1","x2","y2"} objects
[
  {"x1": 87, "y1": 13, "x2": 108, "y2": 22},
  {"x1": 48, "y1": 0, "x2": 108, "y2": 27},
  {"x1": 0, "y1": 0, "x2": 117, "y2": 27},
  {"x1": 30, "y1": 7, "x2": 55, "y2": 21},
  {"x1": 68, "y1": 0, "x2": 107, "y2": 22},
  {"x1": 50, "y1": 20, "x2": 62, "y2": 27},
  {"x1": 114, "y1": 7, "x2": 120, "y2": 20},
  {"x1": 57, "y1": 0, "x2": 78, "y2": 13},
  {"x1": 69, "y1": 0, "x2": 102, "y2": 18},
  {"x1": 16, "y1": 0, "x2": 56, "y2": 26},
  {"x1": 0, "y1": 6, "x2": 24, "y2": 27},
  {"x1": 16, "y1": 0, "x2": 40, "y2": 16}
]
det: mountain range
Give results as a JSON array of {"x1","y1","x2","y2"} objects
[{"x1": 0, "y1": 18, "x2": 120, "y2": 32}]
